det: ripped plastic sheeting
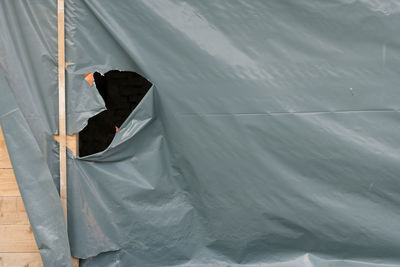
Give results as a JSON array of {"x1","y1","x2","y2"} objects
[
  {"x1": 70, "y1": 0, "x2": 400, "y2": 266},
  {"x1": 2, "y1": 0, "x2": 400, "y2": 266}
]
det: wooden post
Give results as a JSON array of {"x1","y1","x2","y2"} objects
[
  {"x1": 57, "y1": 0, "x2": 67, "y2": 220},
  {"x1": 58, "y1": 0, "x2": 79, "y2": 266}
]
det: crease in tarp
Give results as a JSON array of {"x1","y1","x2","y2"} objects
[{"x1": 66, "y1": 149, "x2": 122, "y2": 258}]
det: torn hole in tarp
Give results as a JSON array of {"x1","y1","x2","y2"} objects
[{"x1": 79, "y1": 70, "x2": 152, "y2": 157}]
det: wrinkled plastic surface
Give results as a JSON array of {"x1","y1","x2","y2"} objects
[
  {"x1": 2, "y1": 0, "x2": 400, "y2": 266},
  {"x1": 0, "y1": 73, "x2": 74, "y2": 267}
]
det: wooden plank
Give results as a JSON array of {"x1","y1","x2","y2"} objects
[
  {"x1": 0, "y1": 128, "x2": 12, "y2": 169},
  {"x1": 58, "y1": 0, "x2": 79, "y2": 265},
  {"x1": 0, "y1": 197, "x2": 29, "y2": 225},
  {"x1": 0, "y1": 225, "x2": 39, "y2": 252},
  {"x1": 0, "y1": 253, "x2": 43, "y2": 267},
  {"x1": 0, "y1": 169, "x2": 19, "y2": 197},
  {"x1": 54, "y1": 134, "x2": 78, "y2": 157},
  {"x1": 58, "y1": 0, "x2": 67, "y2": 220}
]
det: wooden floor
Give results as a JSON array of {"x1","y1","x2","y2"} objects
[{"x1": 0, "y1": 127, "x2": 43, "y2": 266}]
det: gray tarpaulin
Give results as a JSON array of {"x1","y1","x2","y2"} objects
[{"x1": 1, "y1": 0, "x2": 400, "y2": 266}]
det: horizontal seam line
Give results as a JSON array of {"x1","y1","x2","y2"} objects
[{"x1": 178, "y1": 109, "x2": 400, "y2": 116}]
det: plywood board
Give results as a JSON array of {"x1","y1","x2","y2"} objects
[
  {"x1": 0, "y1": 197, "x2": 29, "y2": 225},
  {"x1": 0, "y1": 252, "x2": 43, "y2": 267},
  {"x1": 0, "y1": 129, "x2": 12, "y2": 169},
  {"x1": 0, "y1": 169, "x2": 19, "y2": 197},
  {"x1": 53, "y1": 134, "x2": 78, "y2": 156},
  {"x1": 0, "y1": 225, "x2": 39, "y2": 252}
]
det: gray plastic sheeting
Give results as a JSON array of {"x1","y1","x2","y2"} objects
[
  {"x1": 0, "y1": 73, "x2": 74, "y2": 267},
  {"x1": 2, "y1": 0, "x2": 400, "y2": 266}
]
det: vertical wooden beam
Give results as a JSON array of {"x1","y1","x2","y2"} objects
[
  {"x1": 58, "y1": 1, "x2": 79, "y2": 266},
  {"x1": 57, "y1": 0, "x2": 67, "y2": 220}
]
